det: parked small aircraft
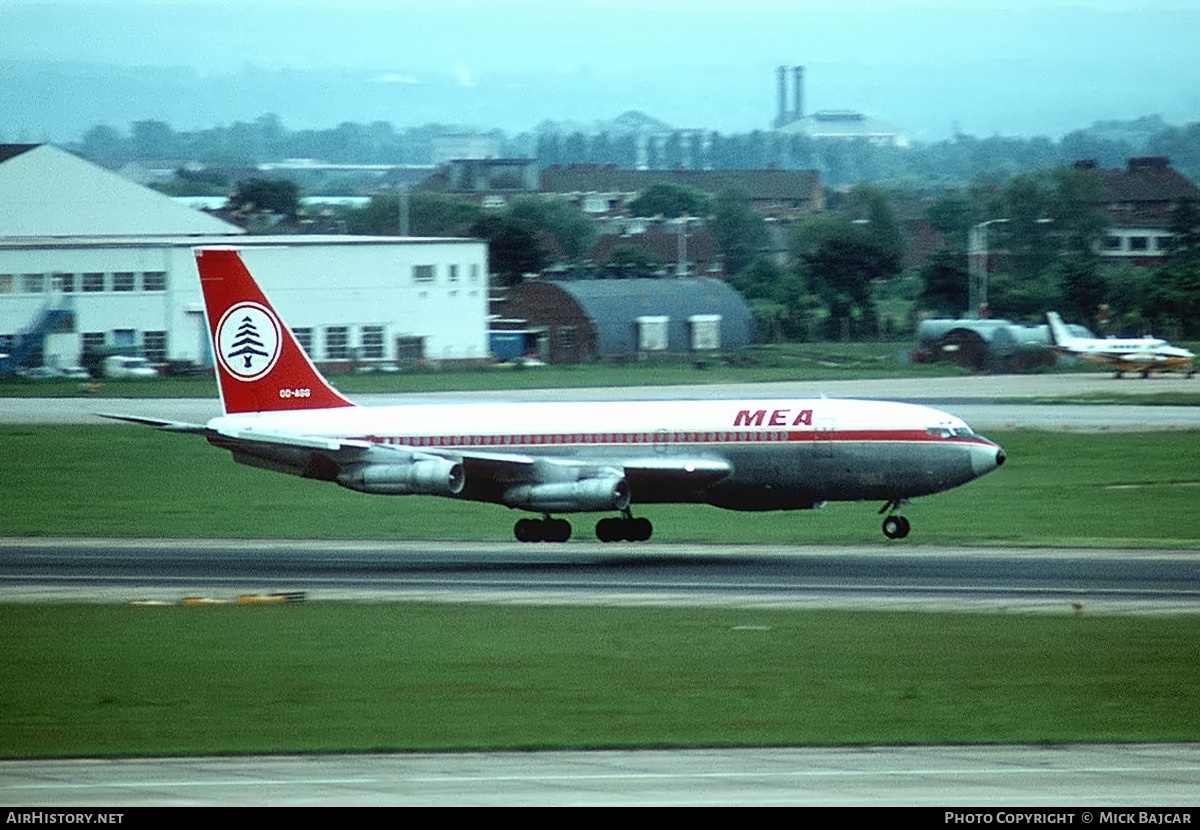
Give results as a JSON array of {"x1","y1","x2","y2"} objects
[
  {"x1": 107, "y1": 248, "x2": 1005, "y2": 542},
  {"x1": 1046, "y1": 311, "x2": 1195, "y2": 378}
]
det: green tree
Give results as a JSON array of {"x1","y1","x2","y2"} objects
[
  {"x1": 789, "y1": 212, "x2": 896, "y2": 329},
  {"x1": 1164, "y1": 198, "x2": 1200, "y2": 264},
  {"x1": 999, "y1": 173, "x2": 1057, "y2": 281},
  {"x1": 470, "y1": 215, "x2": 549, "y2": 286},
  {"x1": 228, "y1": 178, "x2": 300, "y2": 217},
  {"x1": 506, "y1": 196, "x2": 596, "y2": 263},
  {"x1": 628, "y1": 182, "x2": 711, "y2": 218},
  {"x1": 1150, "y1": 200, "x2": 1200, "y2": 336},
  {"x1": 346, "y1": 193, "x2": 482, "y2": 236},
  {"x1": 918, "y1": 248, "x2": 970, "y2": 316},
  {"x1": 709, "y1": 188, "x2": 768, "y2": 276},
  {"x1": 925, "y1": 191, "x2": 976, "y2": 250},
  {"x1": 600, "y1": 243, "x2": 663, "y2": 274},
  {"x1": 1049, "y1": 165, "x2": 1109, "y2": 258},
  {"x1": 847, "y1": 184, "x2": 906, "y2": 272},
  {"x1": 1055, "y1": 257, "x2": 1108, "y2": 327}
]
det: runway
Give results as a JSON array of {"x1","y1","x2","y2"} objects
[
  {"x1": 2, "y1": 538, "x2": 1199, "y2": 614},
  {"x1": 4, "y1": 744, "x2": 1199, "y2": 806}
]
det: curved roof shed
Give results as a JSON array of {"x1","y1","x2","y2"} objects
[{"x1": 504, "y1": 277, "x2": 752, "y2": 363}]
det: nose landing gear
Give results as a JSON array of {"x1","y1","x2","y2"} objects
[{"x1": 880, "y1": 500, "x2": 911, "y2": 540}]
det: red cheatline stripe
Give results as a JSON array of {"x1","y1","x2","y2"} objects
[{"x1": 350, "y1": 430, "x2": 993, "y2": 448}]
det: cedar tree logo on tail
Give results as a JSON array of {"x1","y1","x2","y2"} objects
[{"x1": 216, "y1": 302, "x2": 281, "y2": 381}]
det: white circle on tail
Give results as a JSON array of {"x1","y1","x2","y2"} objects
[{"x1": 216, "y1": 302, "x2": 282, "y2": 381}]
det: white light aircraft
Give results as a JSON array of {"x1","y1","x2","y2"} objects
[
  {"x1": 107, "y1": 248, "x2": 1006, "y2": 542},
  {"x1": 1045, "y1": 311, "x2": 1195, "y2": 378}
]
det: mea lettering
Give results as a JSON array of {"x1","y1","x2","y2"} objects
[{"x1": 734, "y1": 408, "x2": 813, "y2": 427}]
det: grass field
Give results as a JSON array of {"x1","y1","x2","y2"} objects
[
  {"x1": 2, "y1": 603, "x2": 1199, "y2": 758},
  {"x1": 2, "y1": 425, "x2": 1198, "y2": 547},
  {"x1": 3, "y1": 424, "x2": 1199, "y2": 759}
]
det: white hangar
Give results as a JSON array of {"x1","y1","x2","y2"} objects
[{"x1": 0, "y1": 145, "x2": 489, "y2": 371}]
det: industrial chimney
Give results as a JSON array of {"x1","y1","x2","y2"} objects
[
  {"x1": 776, "y1": 66, "x2": 789, "y2": 128},
  {"x1": 793, "y1": 65, "x2": 806, "y2": 121}
]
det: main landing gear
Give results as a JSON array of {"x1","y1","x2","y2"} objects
[
  {"x1": 511, "y1": 510, "x2": 655, "y2": 543},
  {"x1": 595, "y1": 511, "x2": 653, "y2": 543},
  {"x1": 513, "y1": 516, "x2": 571, "y2": 543},
  {"x1": 879, "y1": 500, "x2": 911, "y2": 540}
]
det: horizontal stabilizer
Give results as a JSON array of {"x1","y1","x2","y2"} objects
[{"x1": 97, "y1": 413, "x2": 210, "y2": 434}]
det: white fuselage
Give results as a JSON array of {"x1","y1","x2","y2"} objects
[{"x1": 208, "y1": 397, "x2": 1004, "y2": 511}]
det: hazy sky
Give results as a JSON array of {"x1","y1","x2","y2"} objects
[{"x1": 4, "y1": 0, "x2": 1200, "y2": 140}]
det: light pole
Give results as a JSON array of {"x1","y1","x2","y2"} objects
[
  {"x1": 676, "y1": 216, "x2": 691, "y2": 277},
  {"x1": 967, "y1": 218, "x2": 1008, "y2": 318},
  {"x1": 968, "y1": 217, "x2": 1051, "y2": 318},
  {"x1": 395, "y1": 182, "x2": 410, "y2": 237}
]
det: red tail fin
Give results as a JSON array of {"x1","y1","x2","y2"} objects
[{"x1": 195, "y1": 247, "x2": 354, "y2": 415}]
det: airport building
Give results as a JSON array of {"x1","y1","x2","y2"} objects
[{"x1": 0, "y1": 144, "x2": 489, "y2": 373}]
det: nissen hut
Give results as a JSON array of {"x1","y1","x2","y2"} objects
[{"x1": 500, "y1": 277, "x2": 753, "y2": 364}]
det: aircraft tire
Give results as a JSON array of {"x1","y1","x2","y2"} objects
[
  {"x1": 882, "y1": 515, "x2": 911, "y2": 540},
  {"x1": 515, "y1": 517, "x2": 572, "y2": 543},
  {"x1": 514, "y1": 518, "x2": 538, "y2": 542},
  {"x1": 596, "y1": 516, "x2": 653, "y2": 542},
  {"x1": 631, "y1": 517, "x2": 653, "y2": 541}
]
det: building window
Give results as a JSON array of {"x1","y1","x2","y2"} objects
[
  {"x1": 292, "y1": 327, "x2": 314, "y2": 357},
  {"x1": 558, "y1": 327, "x2": 575, "y2": 352},
  {"x1": 449, "y1": 264, "x2": 459, "y2": 282},
  {"x1": 413, "y1": 265, "x2": 435, "y2": 283},
  {"x1": 325, "y1": 326, "x2": 349, "y2": 360},
  {"x1": 143, "y1": 331, "x2": 166, "y2": 363},
  {"x1": 1104, "y1": 236, "x2": 1122, "y2": 251},
  {"x1": 470, "y1": 264, "x2": 480, "y2": 282},
  {"x1": 361, "y1": 326, "x2": 385, "y2": 359},
  {"x1": 395, "y1": 335, "x2": 425, "y2": 365},
  {"x1": 82, "y1": 332, "x2": 106, "y2": 354},
  {"x1": 54, "y1": 273, "x2": 75, "y2": 293},
  {"x1": 0, "y1": 275, "x2": 12, "y2": 293},
  {"x1": 22, "y1": 274, "x2": 44, "y2": 293},
  {"x1": 113, "y1": 272, "x2": 136, "y2": 292},
  {"x1": 1129, "y1": 237, "x2": 1149, "y2": 251},
  {"x1": 636, "y1": 316, "x2": 669, "y2": 351},
  {"x1": 112, "y1": 329, "x2": 136, "y2": 348},
  {"x1": 689, "y1": 314, "x2": 722, "y2": 351},
  {"x1": 143, "y1": 271, "x2": 167, "y2": 291},
  {"x1": 82, "y1": 272, "x2": 105, "y2": 292}
]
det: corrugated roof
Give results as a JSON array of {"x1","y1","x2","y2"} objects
[{"x1": 549, "y1": 277, "x2": 752, "y2": 355}]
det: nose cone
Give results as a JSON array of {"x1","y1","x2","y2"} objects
[{"x1": 971, "y1": 441, "x2": 1006, "y2": 477}]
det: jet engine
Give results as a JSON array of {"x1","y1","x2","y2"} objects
[
  {"x1": 504, "y1": 476, "x2": 630, "y2": 513},
  {"x1": 337, "y1": 458, "x2": 465, "y2": 496}
]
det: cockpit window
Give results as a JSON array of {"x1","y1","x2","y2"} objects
[{"x1": 927, "y1": 425, "x2": 976, "y2": 439}]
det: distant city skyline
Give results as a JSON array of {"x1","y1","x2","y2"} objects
[{"x1": 3, "y1": 0, "x2": 1200, "y2": 143}]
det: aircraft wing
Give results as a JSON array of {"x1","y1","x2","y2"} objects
[{"x1": 107, "y1": 413, "x2": 731, "y2": 508}]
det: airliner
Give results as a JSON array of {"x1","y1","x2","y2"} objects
[
  {"x1": 1046, "y1": 311, "x2": 1195, "y2": 378},
  {"x1": 107, "y1": 247, "x2": 1006, "y2": 542}
]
